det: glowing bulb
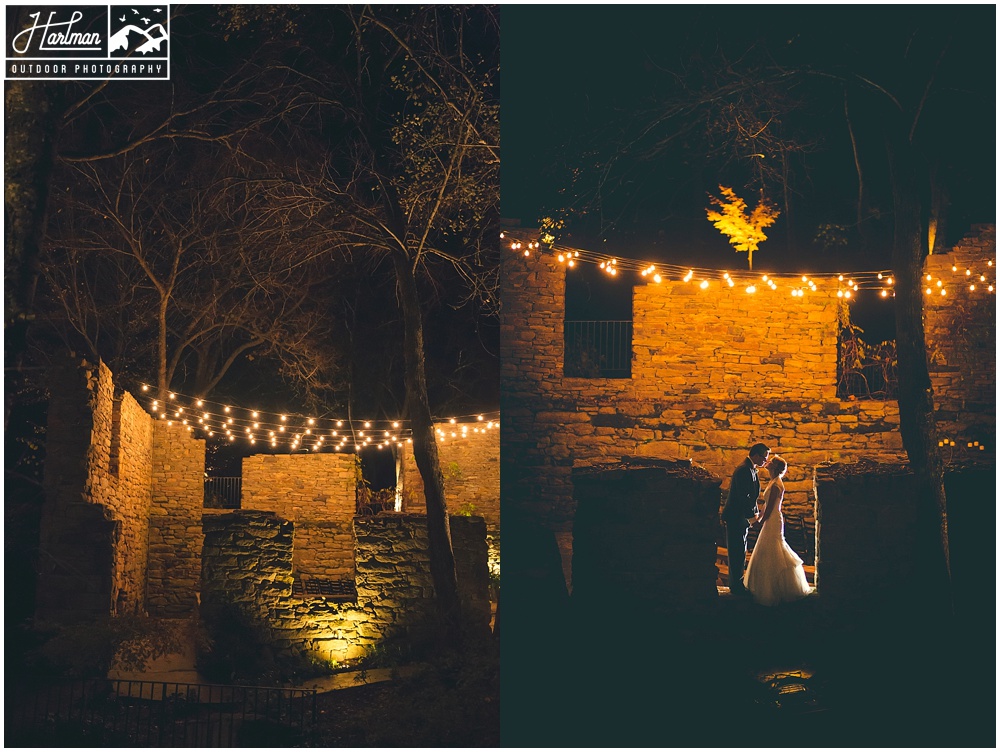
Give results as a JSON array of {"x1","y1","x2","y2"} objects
[
  {"x1": 169, "y1": 393, "x2": 176, "y2": 400},
  {"x1": 888, "y1": 278, "x2": 894, "y2": 285},
  {"x1": 952, "y1": 266, "x2": 958, "y2": 272},
  {"x1": 450, "y1": 418, "x2": 457, "y2": 424},
  {"x1": 279, "y1": 426, "x2": 285, "y2": 432},
  {"x1": 253, "y1": 422, "x2": 259, "y2": 429},
  {"x1": 364, "y1": 421, "x2": 371, "y2": 428},
  {"x1": 940, "y1": 289, "x2": 946, "y2": 296},
  {"x1": 966, "y1": 269, "x2": 972, "y2": 276},
  {"x1": 308, "y1": 418, "x2": 315, "y2": 425},
  {"x1": 970, "y1": 285, "x2": 976, "y2": 291},
  {"x1": 980, "y1": 275, "x2": 986, "y2": 282},
  {"x1": 925, "y1": 288, "x2": 932, "y2": 295},
  {"x1": 142, "y1": 384, "x2": 149, "y2": 392},
  {"x1": 845, "y1": 290, "x2": 852, "y2": 299},
  {"x1": 881, "y1": 290, "x2": 888, "y2": 298},
  {"x1": 393, "y1": 421, "x2": 400, "y2": 428},
  {"x1": 837, "y1": 290, "x2": 844, "y2": 298},
  {"x1": 926, "y1": 274, "x2": 932, "y2": 282},
  {"x1": 224, "y1": 406, "x2": 230, "y2": 413},
  {"x1": 252, "y1": 411, "x2": 258, "y2": 418},
  {"x1": 337, "y1": 421, "x2": 343, "y2": 427},
  {"x1": 227, "y1": 417, "x2": 233, "y2": 424},
  {"x1": 478, "y1": 415, "x2": 484, "y2": 421},
  {"x1": 699, "y1": 280, "x2": 709, "y2": 289},
  {"x1": 653, "y1": 274, "x2": 662, "y2": 283},
  {"x1": 878, "y1": 273, "x2": 884, "y2": 280},
  {"x1": 746, "y1": 285, "x2": 756, "y2": 294}
]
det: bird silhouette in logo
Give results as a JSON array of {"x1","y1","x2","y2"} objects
[
  {"x1": 141, "y1": 17, "x2": 150, "y2": 24},
  {"x1": 132, "y1": 8, "x2": 139, "y2": 14},
  {"x1": 119, "y1": 15, "x2": 126, "y2": 21}
]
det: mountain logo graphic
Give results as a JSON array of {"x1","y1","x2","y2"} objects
[{"x1": 108, "y1": 5, "x2": 168, "y2": 58}]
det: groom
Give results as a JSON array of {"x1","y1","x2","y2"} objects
[{"x1": 722, "y1": 442, "x2": 770, "y2": 596}]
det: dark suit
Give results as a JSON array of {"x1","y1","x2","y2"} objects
[{"x1": 722, "y1": 457, "x2": 760, "y2": 593}]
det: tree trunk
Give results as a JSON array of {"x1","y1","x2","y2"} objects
[
  {"x1": 4, "y1": 78, "x2": 61, "y2": 430},
  {"x1": 389, "y1": 246, "x2": 462, "y2": 636},
  {"x1": 157, "y1": 297, "x2": 169, "y2": 401},
  {"x1": 887, "y1": 134, "x2": 952, "y2": 613}
]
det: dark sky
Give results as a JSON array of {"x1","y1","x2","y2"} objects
[
  {"x1": 501, "y1": 5, "x2": 995, "y2": 340},
  {"x1": 501, "y1": 5, "x2": 995, "y2": 269}
]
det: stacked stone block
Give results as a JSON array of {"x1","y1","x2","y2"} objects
[
  {"x1": 401, "y1": 427, "x2": 500, "y2": 574},
  {"x1": 501, "y1": 227, "x2": 995, "y2": 585},
  {"x1": 815, "y1": 462, "x2": 927, "y2": 610},
  {"x1": 572, "y1": 460, "x2": 721, "y2": 609},
  {"x1": 242, "y1": 453, "x2": 358, "y2": 581},
  {"x1": 37, "y1": 359, "x2": 155, "y2": 620},
  {"x1": 146, "y1": 422, "x2": 206, "y2": 617},
  {"x1": 200, "y1": 511, "x2": 490, "y2": 664},
  {"x1": 923, "y1": 224, "x2": 996, "y2": 452}
]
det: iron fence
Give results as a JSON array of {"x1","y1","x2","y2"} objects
[
  {"x1": 564, "y1": 320, "x2": 633, "y2": 378},
  {"x1": 204, "y1": 476, "x2": 242, "y2": 509},
  {"x1": 6, "y1": 678, "x2": 317, "y2": 747},
  {"x1": 837, "y1": 332, "x2": 898, "y2": 400}
]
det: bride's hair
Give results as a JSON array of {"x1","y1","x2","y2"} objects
[{"x1": 770, "y1": 456, "x2": 788, "y2": 477}]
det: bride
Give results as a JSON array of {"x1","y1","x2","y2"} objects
[{"x1": 743, "y1": 455, "x2": 812, "y2": 606}]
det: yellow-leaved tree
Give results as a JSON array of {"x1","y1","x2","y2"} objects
[{"x1": 706, "y1": 186, "x2": 780, "y2": 269}]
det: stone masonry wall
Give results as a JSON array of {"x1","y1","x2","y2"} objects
[
  {"x1": 501, "y1": 227, "x2": 995, "y2": 583},
  {"x1": 37, "y1": 359, "x2": 155, "y2": 620},
  {"x1": 201, "y1": 511, "x2": 490, "y2": 664},
  {"x1": 923, "y1": 224, "x2": 996, "y2": 450},
  {"x1": 146, "y1": 422, "x2": 206, "y2": 617},
  {"x1": 572, "y1": 461, "x2": 721, "y2": 609},
  {"x1": 401, "y1": 426, "x2": 500, "y2": 571},
  {"x1": 241, "y1": 453, "x2": 358, "y2": 581}
]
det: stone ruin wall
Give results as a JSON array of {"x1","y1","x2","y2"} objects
[
  {"x1": 401, "y1": 426, "x2": 500, "y2": 570},
  {"x1": 501, "y1": 226, "x2": 995, "y2": 580},
  {"x1": 201, "y1": 511, "x2": 491, "y2": 664},
  {"x1": 146, "y1": 421, "x2": 206, "y2": 617},
  {"x1": 240, "y1": 453, "x2": 359, "y2": 582},
  {"x1": 923, "y1": 225, "x2": 996, "y2": 448},
  {"x1": 37, "y1": 359, "x2": 156, "y2": 620}
]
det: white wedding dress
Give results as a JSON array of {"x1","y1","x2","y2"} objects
[{"x1": 743, "y1": 479, "x2": 812, "y2": 606}]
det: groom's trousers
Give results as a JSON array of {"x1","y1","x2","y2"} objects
[{"x1": 725, "y1": 520, "x2": 749, "y2": 591}]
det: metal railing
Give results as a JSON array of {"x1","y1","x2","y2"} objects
[
  {"x1": 204, "y1": 477, "x2": 242, "y2": 509},
  {"x1": 837, "y1": 332, "x2": 898, "y2": 400},
  {"x1": 6, "y1": 679, "x2": 317, "y2": 747},
  {"x1": 564, "y1": 320, "x2": 633, "y2": 378}
]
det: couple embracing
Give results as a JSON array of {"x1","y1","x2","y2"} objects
[{"x1": 722, "y1": 442, "x2": 812, "y2": 606}]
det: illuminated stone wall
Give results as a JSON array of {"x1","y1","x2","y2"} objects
[
  {"x1": 200, "y1": 511, "x2": 491, "y2": 664},
  {"x1": 501, "y1": 226, "x2": 995, "y2": 585},
  {"x1": 401, "y1": 426, "x2": 500, "y2": 571},
  {"x1": 37, "y1": 359, "x2": 155, "y2": 620},
  {"x1": 923, "y1": 224, "x2": 996, "y2": 450},
  {"x1": 146, "y1": 421, "x2": 206, "y2": 617},
  {"x1": 241, "y1": 453, "x2": 358, "y2": 581}
]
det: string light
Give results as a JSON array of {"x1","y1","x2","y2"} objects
[
  {"x1": 137, "y1": 384, "x2": 498, "y2": 452},
  {"x1": 509, "y1": 231, "x2": 994, "y2": 303}
]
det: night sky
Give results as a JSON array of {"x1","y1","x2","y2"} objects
[{"x1": 502, "y1": 5, "x2": 995, "y2": 280}]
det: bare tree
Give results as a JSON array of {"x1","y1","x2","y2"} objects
[
  {"x1": 242, "y1": 5, "x2": 500, "y2": 633},
  {"x1": 41, "y1": 145, "x2": 344, "y2": 403}
]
